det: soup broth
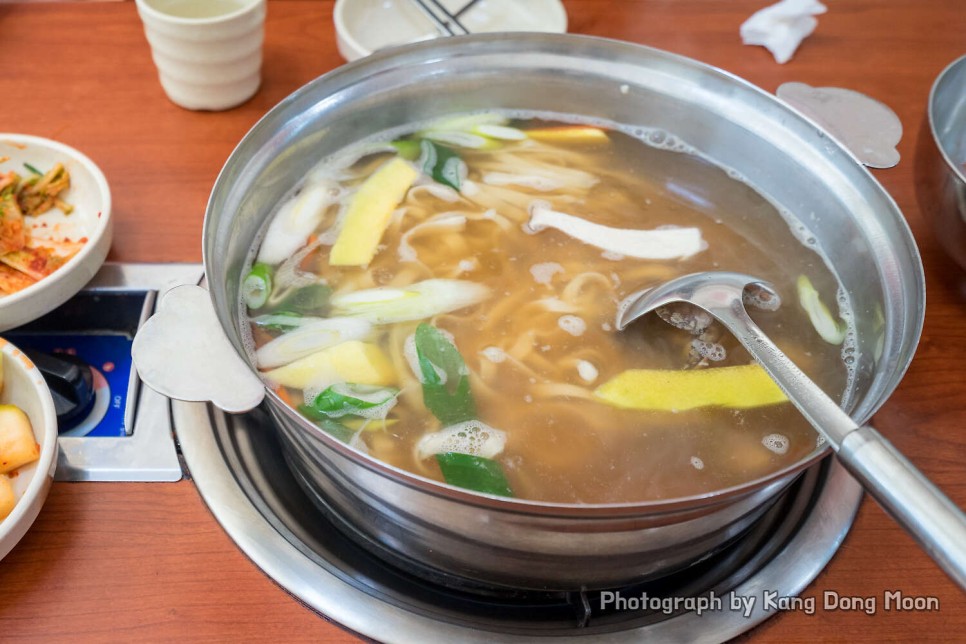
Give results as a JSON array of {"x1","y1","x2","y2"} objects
[{"x1": 242, "y1": 113, "x2": 851, "y2": 504}]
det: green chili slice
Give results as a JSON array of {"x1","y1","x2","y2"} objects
[
  {"x1": 307, "y1": 383, "x2": 398, "y2": 418},
  {"x1": 414, "y1": 323, "x2": 476, "y2": 426},
  {"x1": 436, "y1": 452, "x2": 513, "y2": 497}
]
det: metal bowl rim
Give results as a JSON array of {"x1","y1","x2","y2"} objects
[{"x1": 927, "y1": 52, "x2": 966, "y2": 187}]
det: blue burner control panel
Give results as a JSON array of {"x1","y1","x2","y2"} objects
[
  {"x1": 7, "y1": 291, "x2": 147, "y2": 438},
  {"x1": 2, "y1": 263, "x2": 206, "y2": 482}
]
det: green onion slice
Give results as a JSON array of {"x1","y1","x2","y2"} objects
[
  {"x1": 391, "y1": 139, "x2": 422, "y2": 161},
  {"x1": 418, "y1": 139, "x2": 463, "y2": 192},
  {"x1": 797, "y1": 275, "x2": 847, "y2": 345},
  {"x1": 243, "y1": 263, "x2": 274, "y2": 310},
  {"x1": 251, "y1": 311, "x2": 304, "y2": 332}
]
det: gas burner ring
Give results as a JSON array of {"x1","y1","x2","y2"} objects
[{"x1": 175, "y1": 400, "x2": 862, "y2": 642}]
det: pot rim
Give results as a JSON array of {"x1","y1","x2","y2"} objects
[{"x1": 204, "y1": 32, "x2": 924, "y2": 518}]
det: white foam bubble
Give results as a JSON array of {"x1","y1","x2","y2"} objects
[
  {"x1": 576, "y1": 360, "x2": 598, "y2": 383},
  {"x1": 835, "y1": 285, "x2": 857, "y2": 409},
  {"x1": 762, "y1": 433, "x2": 790, "y2": 455},
  {"x1": 481, "y1": 346, "x2": 507, "y2": 363},
  {"x1": 303, "y1": 385, "x2": 327, "y2": 406},
  {"x1": 415, "y1": 420, "x2": 507, "y2": 460},
  {"x1": 743, "y1": 287, "x2": 782, "y2": 312},
  {"x1": 690, "y1": 456, "x2": 705, "y2": 470},
  {"x1": 239, "y1": 307, "x2": 257, "y2": 365},
  {"x1": 529, "y1": 261, "x2": 564, "y2": 285},
  {"x1": 657, "y1": 304, "x2": 712, "y2": 335},
  {"x1": 558, "y1": 315, "x2": 587, "y2": 337},
  {"x1": 692, "y1": 338, "x2": 727, "y2": 361}
]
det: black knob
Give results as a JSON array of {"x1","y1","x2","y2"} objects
[{"x1": 21, "y1": 348, "x2": 96, "y2": 430}]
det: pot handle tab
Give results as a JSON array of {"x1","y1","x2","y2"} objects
[
  {"x1": 132, "y1": 284, "x2": 265, "y2": 413},
  {"x1": 777, "y1": 82, "x2": 902, "y2": 169}
]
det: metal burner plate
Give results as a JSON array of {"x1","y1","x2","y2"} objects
[{"x1": 173, "y1": 400, "x2": 862, "y2": 642}]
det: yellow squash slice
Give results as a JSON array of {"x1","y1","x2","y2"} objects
[
  {"x1": 263, "y1": 340, "x2": 395, "y2": 390},
  {"x1": 594, "y1": 364, "x2": 787, "y2": 412},
  {"x1": 329, "y1": 157, "x2": 418, "y2": 267},
  {"x1": 526, "y1": 126, "x2": 610, "y2": 145}
]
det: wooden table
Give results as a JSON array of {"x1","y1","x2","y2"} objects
[{"x1": 1, "y1": 1, "x2": 963, "y2": 640}]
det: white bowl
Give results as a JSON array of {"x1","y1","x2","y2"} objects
[
  {"x1": 0, "y1": 134, "x2": 112, "y2": 332},
  {"x1": 0, "y1": 338, "x2": 58, "y2": 561},
  {"x1": 333, "y1": 0, "x2": 568, "y2": 62}
]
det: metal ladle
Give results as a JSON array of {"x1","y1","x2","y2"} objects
[{"x1": 618, "y1": 271, "x2": 966, "y2": 589}]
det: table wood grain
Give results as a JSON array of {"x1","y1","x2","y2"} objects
[{"x1": 1, "y1": 1, "x2": 963, "y2": 641}]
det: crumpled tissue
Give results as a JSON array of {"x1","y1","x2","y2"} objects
[{"x1": 740, "y1": 0, "x2": 827, "y2": 64}]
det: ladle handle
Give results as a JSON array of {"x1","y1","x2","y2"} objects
[
  {"x1": 837, "y1": 426, "x2": 966, "y2": 590},
  {"x1": 720, "y1": 304, "x2": 966, "y2": 590}
]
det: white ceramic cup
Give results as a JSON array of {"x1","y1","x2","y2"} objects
[{"x1": 135, "y1": 0, "x2": 266, "y2": 111}]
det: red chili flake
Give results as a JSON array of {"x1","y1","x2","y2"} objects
[
  {"x1": 102, "y1": 362, "x2": 115, "y2": 373},
  {"x1": 79, "y1": 236, "x2": 88, "y2": 243}
]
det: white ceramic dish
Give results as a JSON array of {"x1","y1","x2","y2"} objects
[
  {"x1": 333, "y1": 0, "x2": 568, "y2": 61},
  {"x1": 0, "y1": 134, "x2": 112, "y2": 332},
  {"x1": 0, "y1": 338, "x2": 58, "y2": 561}
]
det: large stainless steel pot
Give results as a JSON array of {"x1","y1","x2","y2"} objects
[
  {"x1": 134, "y1": 34, "x2": 924, "y2": 591},
  {"x1": 917, "y1": 53, "x2": 966, "y2": 271}
]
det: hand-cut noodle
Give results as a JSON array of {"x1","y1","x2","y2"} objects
[
  {"x1": 243, "y1": 113, "x2": 851, "y2": 504},
  {"x1": 560, "y1": 272, "x2": 617, "y2": 307},
  {"x1": 398, "y1": 213, "x2": 468, "y2": 263}
]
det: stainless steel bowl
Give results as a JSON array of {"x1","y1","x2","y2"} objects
[
  {"x1": 917, "y1": 53, "x2": 966, "y2": 271},
  {"x1": 142, "y1": 34, "x2": 924, "y2": 590}
]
